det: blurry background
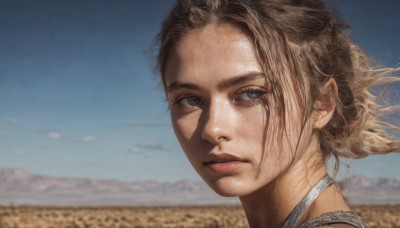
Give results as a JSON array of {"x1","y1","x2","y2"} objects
[{"x1": 0, "y1": 0, "x2": 399, "y2": 184}]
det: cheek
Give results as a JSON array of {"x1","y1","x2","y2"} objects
[
  {"x1": 170, "y1": 111, "x2": 200, "y2": 152},
  {"x1": 234, "y1": 106, "x2": 270, "y2": 167},
  {"x1": 236, "y1": 106, "x2": 266, "y2": 143},
  {"x1": 245, "y1": 103, "x2": 295, "y2": 169}
]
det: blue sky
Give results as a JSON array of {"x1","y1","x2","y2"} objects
[{"x1": 0, "y1": 0, "x2": 399, "y2": 182}]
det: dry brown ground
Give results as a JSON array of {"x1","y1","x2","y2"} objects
[{"x1": 0, "y1": 205, "x2": 398, "y2": 228}]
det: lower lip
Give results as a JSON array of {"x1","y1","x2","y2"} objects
[{"x1": 205, "y1": 161, "x2": 246, "y2": 174}]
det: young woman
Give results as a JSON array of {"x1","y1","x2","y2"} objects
[{"x1": 156, "y1": 0, "x2": 399, "y2": 227}]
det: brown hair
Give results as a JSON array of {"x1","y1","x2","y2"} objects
[{"x1": 156, "y1": 0, "x2": 400, "y2": 174}]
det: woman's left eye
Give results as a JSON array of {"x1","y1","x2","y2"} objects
[{"x1": 235, "y1": 88, "x2": 268, "y2": 102}]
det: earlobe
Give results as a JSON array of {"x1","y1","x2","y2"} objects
[{"x1": 313, "y1": 77, "x2": 338, "y2": 129}]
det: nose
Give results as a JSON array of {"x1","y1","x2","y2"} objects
[{"x1": 201, "y1": 99, "x2": 233, "y2": 144}]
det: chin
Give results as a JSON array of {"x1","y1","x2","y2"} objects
[{"x1": 203, "y1": 176, "x2": 256, "y2": 197}]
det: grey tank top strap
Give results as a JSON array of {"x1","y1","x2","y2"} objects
[
  {"x1": 282, "y1": 175, "x2": 333, "y2": 228},
  {"x1": 299, "y1": 211, "x2": 369, "y2": 228}
]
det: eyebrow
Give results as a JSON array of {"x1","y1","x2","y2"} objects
[
  {"x1": 167, "y1": 72, "x2": 266, "y2": 92},
  {"x1": 167, "y1": 81, "x2": 201, "y2": 92},
  {"x1": 218, "y1": 72, "x2": 266, "y2": 89}
]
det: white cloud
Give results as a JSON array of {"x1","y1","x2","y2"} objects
[
  {"x1": 128, "y1": 143, "x2": 171, "y2": 155},
  {"x1": 8, "y1": 117, "x2": 18, "y2": 123},
  {"x1": 123, "y1": 120, "x2": 168, "y2": 127},
  {"x1": 80, "y1": 135, "x2": 96, "y2": 142},
  {"x1": 47, "y1": 132, "x2": 61, "y2": 139},
  {"x1": 15, "y1": 149, "x2": 27, "y2": 155},
  {"x1": 0, "y1": 118, "x2": 18, "y2": 129}
]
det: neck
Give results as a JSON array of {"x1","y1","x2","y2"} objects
[{"x1": 239, "y1": 146, "x2": 350, "y2": 227}]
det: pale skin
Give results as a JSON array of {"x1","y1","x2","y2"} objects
[{"x1": 164, "y1": 23, "x2": 350, "y2": 227}]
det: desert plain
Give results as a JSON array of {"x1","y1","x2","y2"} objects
[{"x1": 0, "y1": 205, "x2": 399, "y2": 228}]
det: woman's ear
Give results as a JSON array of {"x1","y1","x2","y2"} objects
[{"x1": 312, "y1": 77, "x2": 338, "y2": 129}]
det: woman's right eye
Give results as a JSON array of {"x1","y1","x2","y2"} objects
[{"x1": 174, "y1": 96, "x2": 203, "y2": 108}]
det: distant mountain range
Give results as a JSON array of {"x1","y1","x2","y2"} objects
[
  {"x1": 341, "y1": 174, "x2": 400, "y2": 205},
  {"x1": 0, "y1": 168, "x2": 399, "y2": 206}
]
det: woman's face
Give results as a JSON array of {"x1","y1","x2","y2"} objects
[{"x1": 164, "y1": 24, "x2": 311, "y2": 196}]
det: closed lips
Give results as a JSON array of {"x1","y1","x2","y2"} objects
[{"x1": 203, "y1": 154, "x2": 248, "y2": 164}]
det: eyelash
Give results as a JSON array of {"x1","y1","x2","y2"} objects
[
  {"x1": 234, "y1": 87, "x2": 268, "y2": 106},
  {"x1": 172, "y1": 94, "x2": 204, "y2": 109},
  {"x1": 172, "y1": 87, "x2": 268, "y2": 110}
]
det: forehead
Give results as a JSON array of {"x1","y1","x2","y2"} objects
[
  {"x1": 164, "y1": 23, "x2": 263, "y2": 86},
  {"x1": 176, "y1": 23, "x2": 252, "y2": 55}
]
